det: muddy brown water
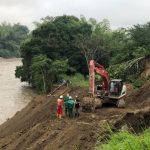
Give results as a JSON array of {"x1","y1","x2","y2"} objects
[{"x1": 0, "y1": 58, "x2": 35, "y2": 124}]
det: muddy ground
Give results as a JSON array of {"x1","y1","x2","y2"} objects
[{"x1": 0, "y1": 82, "x2": 150, "y2": 150}]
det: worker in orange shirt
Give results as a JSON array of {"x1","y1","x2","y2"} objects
[{"x1": 56, "y1": 95, "x2": 63, "y2": 119}]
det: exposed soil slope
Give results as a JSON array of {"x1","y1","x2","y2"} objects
[{"x1": 0, "y1": 82, "x2": 150, "y2": 150}]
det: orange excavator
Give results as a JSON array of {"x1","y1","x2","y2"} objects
[{"x1": 82, "y1": 60, "x2": 126, "y2": 111}]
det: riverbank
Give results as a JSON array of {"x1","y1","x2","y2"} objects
[{"x1": 1, "y1": 83, "x2": 150, "y2": 150}]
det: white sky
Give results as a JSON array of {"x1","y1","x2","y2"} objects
[{"x1": 0, "y1": 0, "x2": 150, "y2": 30}]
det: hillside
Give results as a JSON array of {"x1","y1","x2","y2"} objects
[{"x1": 0, "y1": 82, "x2": 150, "y2": 150}]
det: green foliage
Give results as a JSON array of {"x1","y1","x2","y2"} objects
[
  {"x1": 133, "y1": 78, "x2": 145, "y2": 89},
  {"x1": 62, "y1": 73, "x2": 88, "y2": 87},
  {"x1": 96, "y1": 128, "x2": 150, "y2": 150},
  {"x1": 15, "y1": 15, "x2": 150, "y2": 92},
  {"x1": 78, "y1": 18, "x2": 111, "y2": 67},
  {"x1": 132, "y1": 47, "x2": 149, "y2": 58},
  {"x1": 108, "y1": 60, "x2": 146, "y2": 88},
  {"x1": 108, "y1": 64, "x2": 126, "y2": 79},
  {"x1": 108, "y1": 28, "x2": 132, "y2": 65},
  {"x1": 109, "y1": 23, "x2": 150, "y2": 65},
  {"x1": 29, "y1": 55, "x2": 53, "y2": 93},
  {"x1": 126, "y1": 73, "x2": 147, "y2": 89},
  {"x1": 0, "y1": 22, "x2": 29, "y2": 57},
  {"x1": 108, "y1": 56, "x2": 145, "y2": 84},
  {"x1": 130, "y1": 22, "x2": 150, "y2": 50},
  {"x1": 15, "y1": 65, "x2": 29, "y2": 82},
  {"x1": 52, "y1": 59, "x2": 69, "y2": 74},
  {"x1": 16, "y1": 55, "x2": 69, "y2": 93},
  {"x1": 16, "y1": 15, "x2": 92, "y2": 92}
]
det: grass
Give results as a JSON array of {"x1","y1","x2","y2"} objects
[
  {"x1": 96, "y1": 128, "x2": 150, "y2": 150},
  {"x1": 63, "y1": 73, "x2": 88, "y2": 87}
]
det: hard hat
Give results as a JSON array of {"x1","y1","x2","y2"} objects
[
  {"x1": 75, "y1": 95, "x2": 78, "y2": 98},
  {"x1": 69, "y1": 96, "x2": 72, "y2": 99},
  {"x1": 60, "y1": 95, "x2": 63, "y2": 99}
]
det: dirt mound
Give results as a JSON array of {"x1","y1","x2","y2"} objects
[
  {"x1": 1, "y1": 82, "x2": 150, "y2": 150},
  {"x1": 0, "y1": 86, "x2": 96, "y2": 150},
  {"x1": 125, "y1": 81, "x2": 150, "y2": 109},
  {"x1": 113, "y1": 107, "x2": 150, "y2": 133},
  {"x1": 141, "y1": 56, "x2": 150, "y2": 78}
]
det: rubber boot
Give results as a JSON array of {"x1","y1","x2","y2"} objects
[
  {"x1": 75, "y1": 113, "x2": 77, "y2": 117},
  {"x1": 59, "y1": 115, "x2": 62, "y2": 119},
  {"x1": 56, "y1": 113, "x2": 59, "y2": 118}
]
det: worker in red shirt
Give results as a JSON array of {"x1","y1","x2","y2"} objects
[{"x1": 56, "y1": 95, "x2": 63, "y2": 119}]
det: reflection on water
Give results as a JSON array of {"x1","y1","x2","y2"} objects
[{"x1": 0, "y1": 58, "x2": 35, "y2": 124}]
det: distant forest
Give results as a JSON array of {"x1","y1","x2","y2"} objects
[{"x1": 0, "y1": 22, "x2": 29, "y2": 57}]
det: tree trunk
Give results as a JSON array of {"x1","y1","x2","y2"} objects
[{"x1": 40, "y1": 68, "x2": 46, "y2": 93}]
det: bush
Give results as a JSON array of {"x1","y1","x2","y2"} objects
[
  {"x1": 133, "y1": 79, "x2": 145, "y2": 88},
  {"x1": 126, "y1": 74, "x2": 138, "y2": 83},
  {"x1": 96, "y1": 128, "x2": 150, "y2": 150},
  {"x1": 62, "y1": 73, "x2": 88, "y2": 87},
  {"x1": 126, "y1": 75, "x2": 145, "y2": 89},
  {"x1": 0, "y1": 49, "x2": 20, "y2": 58}
]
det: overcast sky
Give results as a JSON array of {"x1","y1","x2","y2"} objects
[{"x1": 0, "y1": 0, "x2": 150, "y2": 30}]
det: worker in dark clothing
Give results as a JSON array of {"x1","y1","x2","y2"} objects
[
  {"x1": 74, "y1": 96, "x2": 80, "y2": 117},
  {"x1": 67, "y1": 96, "x2": 74, "y2": 118},
  {"x1": 64, "y1": 93, "x2": 70, "y2": 116}
]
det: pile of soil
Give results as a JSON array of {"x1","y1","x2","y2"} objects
[
  {"x1": 114, "y1": 107, "x2": 150, "y2": 133},
  {"x1": 1, "y1": 81, "x2": 150, "y2": 150},
  {"x1": 125, "y1": 81, "x2": 150, "y2": 109}
]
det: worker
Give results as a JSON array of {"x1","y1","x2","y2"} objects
[
  {"x1": 67, "y1": 96, "x2": 74, "y2": 118},
  {"x1": 64, "y1": 93, "x2": 70, "y2": 116},
  {"x1": 66, "y1": 80, "x2": 71, "y2": 87},
  {"x1": 56, "y1": 95, "x2": 63, "y2": 119},
  {"x1": 74, "y1": 96, "x2": 80, "y2": 117}
]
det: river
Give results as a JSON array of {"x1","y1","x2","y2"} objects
[{"x1": 0, "y1": 58, "x2": 35, "y2": 124}]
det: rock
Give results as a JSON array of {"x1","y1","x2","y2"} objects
[
  {"x1": 87, "y1": 136, "x2": 91, "y2": 142},
  {"x1": 100, "y1": 120, "x2": 107, "y2": 124},
  {"x1": 91, "y1": 114, "x2": 96, "y2": 119},
  {"x1": 89, "y1": 132, "x2": 95, "y2": 137},
  {"x1": 80, "y1": 136, "x2": 87, "y2": 140},
  {"x1": 1, "y1": 144, "x2": 7, "y2": 148},
  {"x1": 57, "y1": 127, "x2": 62, "y2": 130},
  {"x1": 121, "y1": 124, "x2": 129, "y2": 131},
  {"x1": 42, "y1": 139, "x2": 46, "y2": 142}
]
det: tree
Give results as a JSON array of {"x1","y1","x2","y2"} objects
[
  {"x1": 16, "y1": 15, "x2": 92, "y2": 92},
  {"x1": 30, "y1": 55, "x2": 52, "y2": 93},
  {"x1": 0, "y1": 22, "x2": 29, "y2": 57},
  {"x1": 129, "y1": 22, "x2": 150, "y2": 57},
  {"x1": 16, "y1": 16, "x2": 150, "y2": 92},
  {"x1": 77, "y1": 18, "x2": 111, "y2": 74}
]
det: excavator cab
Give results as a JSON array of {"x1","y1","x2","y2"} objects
[
  {"x1": 109, "y1": 79, "x2": 126, "y2": 99},
  {"x1": 109, "y1": 79, "x2": 123, "y2": 96},
  {"x1": 96, "y1": 79, "x2": 126, "y2": 98}
]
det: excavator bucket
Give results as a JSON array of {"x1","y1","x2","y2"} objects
[{"x1": 82, "y1": 97, "x2": 95, "y2": 112}]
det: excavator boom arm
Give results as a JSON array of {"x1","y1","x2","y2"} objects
[{"x1": 89, "y1": 60, "x2": 110, "y2": 96}]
